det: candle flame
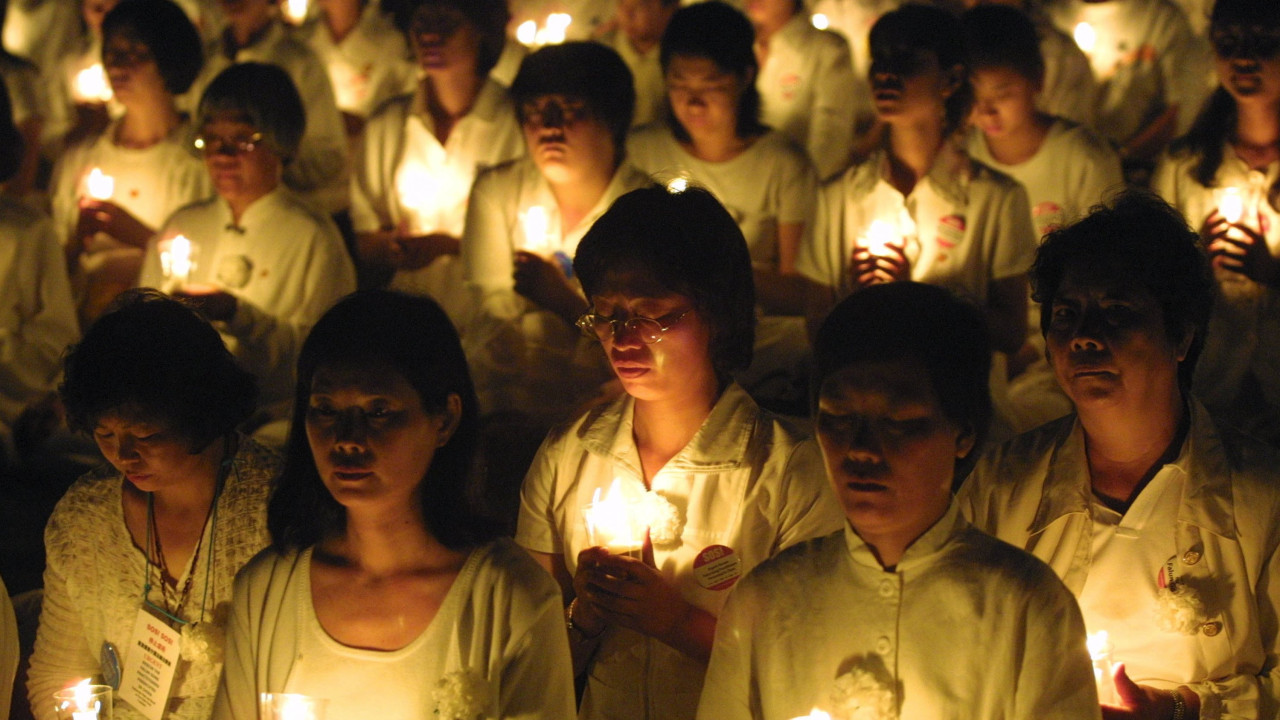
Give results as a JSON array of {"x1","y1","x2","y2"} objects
[
  {"x1": 279, "y1": 695, "x2": 315, "y2": 720},
  {"x1": 666, "y1": 176, "x2": 689, "y2": 193},
  {"x1": 1086, "y1": 630, "x2": 1110, "y2": 660},
  {"x1": 1073, "y1": 22, "x2": 1096, "y2": 54},
  {"x1": 160, "y1": 235, "x2": 197, "y2": 288},
  {"x1": 863, "y1": 219, "x2": 897, "y2": 257},
  {"x1": 86, "y1": 168, "x2": 114, "y2": 201},
  {"x1": 516, "y1": 20, "x2": 537, "y2": 46},
  {"x1": 1219, "y1": 186, "x2": 1243, "y2": 224},
  {"x1": 72, "y1": 680, "x2": 92, "y2": 709},
  {"x1": 75, "y1": 63, "x2": 113, "y2": 103},
  {"x1": 810, "y1": 13, "x2": 829, "y2": 30},
  {"x1": 522, "y1": 205, "x2": 550, "y2": 253},
  {"x1": 283, "y1": 0, "x2": 308, "y2": 24},
  {"x1": 519, "y1": 13, "x2": 572, "y2": 47},
  {"x1": 583, "y1": 479, "x2": 646, "y2": 552}
]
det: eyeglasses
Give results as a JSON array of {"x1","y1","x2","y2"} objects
[
  {"x1": 193, "y1": 132, "x2": 263, "y2": 156},
  {"x1": 520, "y1": 97, "x2": 590, "y2": 127},
  {"x1": 576, "y1": 308, "x2": 692, "y2": 344}
]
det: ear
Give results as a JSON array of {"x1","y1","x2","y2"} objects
[
  {"x1": 1176, "y1": 326, "x2": 1195, "y2": 363},
  {"x1": 954, "y1": 422, "x2": 977, "y2": 460},
  {"x1": 435, "y1": 393, "x2": 463, "y2": 447},
  {"x1": 941, "y1": 64, "x2": 966, "y2": 99}
]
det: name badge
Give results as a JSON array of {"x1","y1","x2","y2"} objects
[{"x1": 117, "y1": 607, "x2": 183, "y2": 720}]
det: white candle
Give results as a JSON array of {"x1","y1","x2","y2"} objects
[
  {"x1": 521, "y1": 205, "x2": 551, "y2": 254},
  {"x1": 75, "y1": 63, "x2": 113, "y2": 103},
  {"x1": 53, "y1": 679, "x2": 107, "y2": 720},
  {"x1": 810, "y1": 13, "x2": 829, "y2": 30},
  {"x1": 583, "y1": 479, "x2": 646, "y2": 555},
  {"x1": 1219, "y1": 186, "x2": 1243, "y2": 224},
  {"x1": 1087, "y1": 630, "x2": 1117, "y2": 705},
  {"x1": 159, "y1": 235, "x2": 197, "y2": 291},
  {"x1": 1073, "y1": 22, "x2": 1096, "y2": 55},
  {"x1": 86, "y1": 167, "x2": 114, "y2": 201}
]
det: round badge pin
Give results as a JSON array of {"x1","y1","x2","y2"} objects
[{"x1": 693, "y1": 544, "x2": 742, "y2": 591}]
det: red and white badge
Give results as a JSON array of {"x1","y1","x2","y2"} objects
[
  {"x1": 693, "y1": 544, "x2": 742, "y2": 591},
  {"x1": 936, "y1": 214, "x2": 966, "y2": 248}
]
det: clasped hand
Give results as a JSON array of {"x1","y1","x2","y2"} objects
[
  {"x1": 572, "y1": 534, "x2": 690, "y2": 644},
  {"x1": 1202, "y1": 208, "x2": 1277, "y2": 286},
  {"x1": 848, "y1": 243, "x2": 911, "y2": 289}
]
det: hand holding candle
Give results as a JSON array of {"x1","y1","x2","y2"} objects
[
  {"x1": 851, "y1": 219, "x2": 911, "y2": 288},
  {"x1": 583, "y1": 479, "x2": 646, "y2": 556}
]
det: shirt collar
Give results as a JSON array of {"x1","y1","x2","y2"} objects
[
  {"x1": 217, "y1": 186, "x2": 288, "y2": 231},
  {"x1": 843, "y1": 500, "x2": 965, "y2": 572},
  {"x1": 870, "y1": 138, "x2": 973, "y2": 207}
]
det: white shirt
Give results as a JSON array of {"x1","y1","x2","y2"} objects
[
  {"x1": 805, "y1": 0, "x2": 903, "y2": 133},
  {"x1": 1153, "y1": 146, "x2": 1280, "y2": 440},
  {"x1": 139, "y1": 188, "x2": 356, "y2": 429},
  {"x1": 1043, "y1": 0, "x2": 1211, "y2": 146},
  {"x1": 0, "y1": 197, "x2": 77, "y2": 453},
  {"x1": 0, "y1": 572, "x2": 16, "y2": 720},
  {"x1": 601, "y1": 31, "x2": 665, "y2": 129},
  {"x1": 187, "y1": 21, "x2": 351, "y2": 214},
  {"x1": 517, "y1": 383, "x2": 846, "y2": 720},
  {"x1": 460, "y1": 158, "x2": 650, "y2": 425},
  {"x1": 697, "y1": 503, "x2": 1101, "y2": 720},
  {"x1": 294, "y1": 5, "x2": 416, "y2": 119},
  {"x1": 211, "y1": 540, "x2": 576, "y2": 720},
  {"x1": 756, "y1": 15, "x2": 857, "y2": 181},
  {"x1": 801, "y1": 142, "x2": 1036, "y2": 302},
  {"x1": 350, "y1": 79, "x2": 524, "y2": 327},
  {"x1": 1037, "y1": 18, "x2": 1100, "y2": 128}
]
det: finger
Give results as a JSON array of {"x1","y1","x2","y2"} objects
[
  {"x1": 1110, "y1": 663, "x2": 1142, "y2": 707},
  {"x1": 642, "y1": 528, "x2": 655, "y2": 568}
]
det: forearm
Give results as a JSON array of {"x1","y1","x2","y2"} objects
[{"x1": 658, "y1": 602, "x2": 716, "y2": 665}]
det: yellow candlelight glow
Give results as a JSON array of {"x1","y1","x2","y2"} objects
[
  {"x1": 1219, "y1": 187, "x2": 1243, "y2": 224},
  {"x1": 160, "y1": 235, "x2": 197, "y2": 291},
  {"x1": 521, "y1": 205, "x2": 551, "y2": 254},
  {"x1": 55, "y1": 679, "x2": 102, "y2": 720},
  {"x1": 516, "y1": 20, "x2": 538, "y2": 46},
  {"x1": 86, "y1": 168, "x2": 114, "y2": 201},
  {"x1": 1087, "y1": 630, "x2": 1116, "y2": 704},
  {"x1": 789, "y1": 710, "x2": 831, "y2": 720},
  {"x1": 583, "y1": 479, "x2": 646, "y2": 555},
  {"x1": 543, "y1": 13, "x2": 571, "y2": 44},
  {"x1": 283, "y1": 0, "x2": 308, "y2": 24},
  {"x1": 810, "y1": 13, "x2": 829, "y2": 30},
  {"x1": 1073, "y1": 22, "x2": 1096, "y2": 54},
  {"x1": 260, "y1": 692, "x2": 326, "y2": 720},
  {"x1": 75, "y1": 64, "x2": 113, "y2": 103},
  {"x1": 862, "y1": 219, "x2": 897, "y2": 257},
  {"x1": 666, "y1": 176, "x2": 689, "y2": 194}
]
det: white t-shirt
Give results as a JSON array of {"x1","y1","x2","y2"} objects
[
  {"x1": 1042, "y1": 0, "x2": 1211, "y2": 146},
  {"x1": 1153, "y1": 146, "x2": 1280, "y2": 439},
  {"x1": 698, "y1": 504, "x2": 1101, "y2": 720},
  {"x1": 139, "y1": 188, "x2": 356, "y2": 431},
  {"x1": 212, "y1": 538, "x2": 575, "y2": 720},
  {"x1": 460, "y1": 158, "x2": 650, "y2": 425},
  {"x1": 756, "y1": 14, "x2": 857, "y2": 180},
  {"x1": 516, "y1": 383, "x2": 845, "y2": 720},
  {"x1": 601, "y1": 30, "x2": 665, "y2": 130},
  {"x1": 294, "y1": 5, "x2": 416, "y2": 119},
  {"x1": 1037, "y1": 18, "x2": 1100, "y2": 128}
]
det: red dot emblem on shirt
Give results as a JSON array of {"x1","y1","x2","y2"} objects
[{"x1": 693, "y1": 544, "x2": 742, "y2": 591}]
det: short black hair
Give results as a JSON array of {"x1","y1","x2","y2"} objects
[
  {"x1": 1031, "y1": 191, "x2": 1215, "y2": 390},
  {"x1": 510, "y1": 42, "x2": 635, "y2": 161},
  {"x1": 269, "y1": 291, "x2": 496, "y2": 552},
  {"x1": 574, "y1": 185, "x2": 756, "y2": 378},
  {"x1": 659, "y1": 1, "x2": 766, "y2": 143},
  {"x1": 102, "y1": 0, "x2": 204, "y2": 95},
  {"x1": 197, "y1": 63, "x2": 306, "y2": 162},
  {"x1": 813, "y1": 282, "x2": 992, "y2": 482},
  {"x1": 391, "y1": 0, "x2": 509, "y2": 76},
  {"x1": 60, "y1": 289, "x2": 258, "y2": 451},
  {"x1": 962, "y1": 4, "x2": 1045, "y2": 84},
  {"x1": 870, "y1": 3, "x2": 971, "y2": 135}
]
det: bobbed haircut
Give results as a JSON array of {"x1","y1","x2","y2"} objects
[
  {"x1": 1210, "y1": 0, "x2": 1280, "y2": 31},
  {"x1": 812, "y1": 282, "x2": 992, "y2": 482},
  {"x1": 962, "y1": 4, "x2": 1044, "y2": 84},
  {"x1": 574, "y1": 185, "x2": 756, "y2": 378},
  {"x1": 659, "y1": 2, "x2": 766, "y2": 143},
  {"x1": 391, "y1": 0, "x2": 509, "y2": 76},
  {"x1": 102, "y1": 0, "x2": 203, "y2": 95},
  {"x1": 268, "y1": 291, "x2": 496, "y2": 552},
  {"x1": 510, "y1": 42, "x2": 635, "y2": 159},
  {"x1": 1031, "y1": 191, "x2": 1214, "y2": 390},
  {"x1": 197, "y1": 63, "x2": 305, "y2": 163},
  {"x1": 0, "y1": 78, "x2": 22, "y2": 183},
  {"x1": 60, "y1": 289, "x2": 258, "y2": 451},
  {"x1": 870, "y1": 4, "x2": 972, "y2": 135}
]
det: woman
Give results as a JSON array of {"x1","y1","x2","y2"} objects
[
  {"x1": 627, "y1": 1, "x2": 818, "y2": 408},
  {"x1": 212, "y1": 291, "x2": 574, "y2": 720},
  {"x1": 351, "y1": 0, "x2": 523, "y2": 325},
  {"x1": 516, "y1": 186, "x2": 843, "y2": 720},
  {"x1": 1152, "y1": 0, "x2": 1280, "y2": 443},
  {"x1": 28, "y1": 289, "x2": 275, "y2": 720},
  {"x1": 49, "y1": 0, "x2": 209, "y2": 325},
  {"x1": 699, "y1": 282, "x2": 1099, "y2": 719}
]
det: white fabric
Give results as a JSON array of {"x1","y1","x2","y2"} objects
[
  {"x1": 210, "y1": 538, "x2": 576, "y2": 720},
  {"x1": 0, "y1": 196, "x2": 77, "y2": 452},
  {"x1": 187, "y1": 21, "x2": 351, "y2": 214},
  {"x1": 601, "y1": 30, "x2": 665, "y2": 129},
  {"x1": 1042, "y1": 0, "x2": 1211, "y2": 146},
  {"x1": 801, "y1": 142, "x2": 1036, "y2": 302},
  {"x1": 756, "y1": 15, "x2": 856, "y2": 181},
  {"x1": 2, "y1": 0, "x2": 80, "y2": 105},
  {"x1": 294, "y1": 5, "x2": 416, "y2": 119},
  {"x1": 806, "y1": 0, "x2": 903, "y2": 131},
  {"x1": 958, "y1": 402, "x2": 1280, "y2": 719},
  {"x1": 1152, "y1": 147, "x2": 1280, "y2": 441},
  {"x1": 350, "y1": 80, "x2": 524, "y2": 327},
  {"x1": 697, "y1": 503, "x2": 1102, "y2": 720},
  {"x1": 0, "y1": 54, "x2": 45, "y2": 127},
  {"x1": 28, "y1": 438, "x2": 278, "y2": 720},
  {"x1": 460, "y1": 158, "x2": 650, "y2": 425},
  {"x1": 1037, "y1": 20, "x2": 1099, "y2": 128},
  {"x1": 138, "y1": 188, "x2": 356, "y2": 432},
  {"x1": 516, "y1": 383, "x2": 846, "y2": 720},
  {"x1": 0, "y1": 575, "x2": 16, "y2": 720}
]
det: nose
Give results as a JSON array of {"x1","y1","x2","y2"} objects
[
  {"x1": 608, "y1": 319, "x2": 646, "y2": 350},
  {"x1": 332, "y1": 409, "x2": 369, "y2": 449},
  {"x1": 114, "y1": 435, "x2": 141, "y2": 463},
  {"x1": 539, "y1": 102, "x2": 567, "y2": 129},
  {"x1": 1068, "y1": 308, "x2": 1107, "y2": 352}
]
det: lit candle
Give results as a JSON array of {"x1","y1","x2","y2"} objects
[
  {"x1": 861, "y1": 219, "x2": 898, "y2": 258},
  {"x1": 789, "y1": 710, "x2": 831, "y2": 720},
  {"x1": 518, "y1": 13, "x2": 573, "y2": 48},
  {"x1": 75, "y1": 63, "x2": 113, "y2": 103},
  {"x1": 543, "y1": 13, "x2": 572, "y2": 45},
  {"x1": 583, "y1": 479, "x2": 647, "y2": 556},
  {"x1": 85, "y1": 168, "x2": 114, "y2": 201},
  {"x1": 1073, "y1": 22, "x2": 1096, "y2": 55},
  {"x1": 260, "y1": 693, "x2": 327, "y2": 720},
  {"x1": 810, "y1": 13, "x2": 829, "y2": 30},
  {"x1": 516, "y1": 20, "x2": 538, "y2": 46},
  {"x1": 159, "y1": 235, "x2": 198, "y2": 292},
  {"x1": 282, "y1": 0, "x2": 307, "y2": 25},
  {"x1": 521, "y1": 205, "x2": 551, "y2": 254},
  {"x1": 666, "y1": 176, "x2": 689, "y2": 194},
  {"x1": 53, "y1": 679, "x2": 108, "y2": 720},
  {"x1": 1219, "y1": 186, "x2": 1243, "y2": 224},
  {"x1": 1087, "y1": 630, "x2": 1117, "y2": 705}
]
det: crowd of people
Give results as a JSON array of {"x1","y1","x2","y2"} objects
[{"x1": 0, "y1": 0, "x2": 1278, "y2": 717}]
